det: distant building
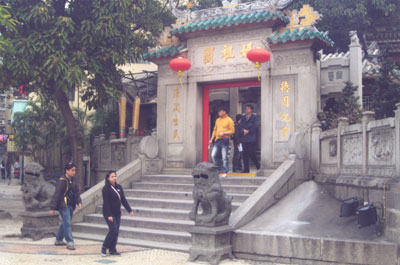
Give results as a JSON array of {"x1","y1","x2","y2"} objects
[{"x1": 319, "y1": 33, "x2": 400, "y2": 112}]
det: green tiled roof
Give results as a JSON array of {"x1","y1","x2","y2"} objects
[
  {"x1": 143, "y1": 45, "x2": 186, "y2": 60},
  {"x1": 267, "y1": 27, "x2": 334, "y2": 47},
  {"x1": 171, "y1": 10, "x2": 289, "y2": 35}
]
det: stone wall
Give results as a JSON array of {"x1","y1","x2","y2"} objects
[{"x1": 311, "y1": 104, "x2": 400, "y2": 243}]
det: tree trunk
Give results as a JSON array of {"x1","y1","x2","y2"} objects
[{"x1": 55, "y1": 88, "x2": 84, "y2": 191}]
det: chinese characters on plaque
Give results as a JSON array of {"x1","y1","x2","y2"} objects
[
  {"x1": 273, "y1": 77, "x2": 294, "y2": 143},
  {"x1": 202, "y1": 41, "x2": 255, "y2": 65},
  {"x1": 169, "y1": 86, "x2": 183, "y2": 142},
  {"x1": 279, "y1": 80, "x2": 292, "y2": 140}
]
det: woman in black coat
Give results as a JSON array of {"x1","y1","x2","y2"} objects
[{"x1": 101, "y1": 171, "x2": 134, "y2": 256}]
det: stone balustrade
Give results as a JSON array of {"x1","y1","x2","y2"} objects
[
  {"x1": 91, "y1": 128, "x2": 163, "y2": 184},
  {"x1": 311, "y1": 103, "x2": 400, "y2": 243},
  {"x1": 91, "y1": 128, "x2": 142, "y2": 183},
  {"x1": 312, "y1": 106, "x2": 400, "y2": 178}
]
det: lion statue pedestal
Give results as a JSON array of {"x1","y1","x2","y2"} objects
[
  {"x1": 188, "y1": 162, "x2": 234, "y2": 265},
  {"x1": 20, "y1": 162, "x2": 59, "y2": 240},
  {"x1": 20, "y1": 211, "x2": 59, "y2": 240}
]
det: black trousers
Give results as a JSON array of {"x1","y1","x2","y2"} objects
[
  {"x1": 232, "y1": 145, "x2": 242, "y2": 171},
  {"x1": 103, "y1": 215, "x2": 121, "y2": 252},
  {"x1": 242, "y1": 142, "x2": 260, "y2": 172}
]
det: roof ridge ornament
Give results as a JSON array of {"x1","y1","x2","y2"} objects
[
  {"x1": 169, "y1": 0, "x2": 293, "y2": 25},
  {"x1": 222, "y1": 0, "x2": 239, "y2": 9},
  {"x1": 279, "y1": 4, "x2": 321, "y2": 33}
]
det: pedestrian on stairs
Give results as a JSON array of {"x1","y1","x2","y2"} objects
[
  {"x1": 101, "y1": 171, "x2": 134, "y2": 257},
  {"x1": 50, "y1": 162, "x2": 83, "y2": 250},
  {"x1": 240, "y1": 104, "x2": 260, "y2": 173},
  {"x1": 209, "y1": 106, "x2": 235, "y2": 178}
]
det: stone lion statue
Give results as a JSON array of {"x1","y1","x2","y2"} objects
[
  {"x1": 22, "y1": 162, "x2": 56, "y2": 211},
  {"x1": 189, "y1": 162, "x2": 232, "y2": 227},
  {"x1": 349, "y1": 30, "x2": 360, "y2": 45}
]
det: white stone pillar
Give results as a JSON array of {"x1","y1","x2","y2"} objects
[
  {"x1": 337, "y1": 117, "x2": 349, "y2": 174},
  {"x1": 349, "y1": 32, "x2": 363, "y2": 108},
  {"x1": 260, "y1": 67, "x2": 273, "y2": 169},
  {"x1": 361, "y1": 111, "x2": 375, "y2": 176},
  {"x1": 394, "y1": 103, "x2": 400, "y2": 177},
  {"x1": 311, "y1": 123, "x2": 322, "y2": 174}
]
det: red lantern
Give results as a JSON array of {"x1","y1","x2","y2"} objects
[
  {"x1": 246, "y1": 47, "x2": 271, "y2": 81},
  {"x1": 169, "y1": 57, "x2": 191, "y2": 88}
]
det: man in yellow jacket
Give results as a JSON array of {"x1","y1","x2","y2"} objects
[{"x1": 209, "y1": 106, "x2": 235, "y2": 177}]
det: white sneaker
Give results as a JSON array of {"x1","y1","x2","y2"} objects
[{"x1": 219, "y1": 173, "x2": 227, "y2": 178}]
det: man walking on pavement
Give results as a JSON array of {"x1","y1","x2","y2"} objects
[
  {"x1": 209, "y1": 106, "x2": 235, "y2": 178},
  {"x1": 50, "y1": 162, "x2": 82, "y2": 250},
  {"x1": 241, "y1": 104, "x2": 260, "y2": 173}
]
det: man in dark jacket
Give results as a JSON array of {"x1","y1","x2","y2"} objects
[
  {"x1": 232, "y1": 114, "x2": 243, "y2": 172},
  {"x1": 241, "y1": 104, "x2": 260, "y2": 173},
  {"x1": 50, "y1": 162, "x2": 82, "y2": 250}
]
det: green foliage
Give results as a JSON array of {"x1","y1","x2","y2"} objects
[
  {"x1": 0, "y1": 4, "x2": 18, "y2": 51},
  {"x1": 88, "y1": 102, "x2": 120, "y2": 142},
  {"x1": 0, "y1": 1, "x2": 174, "y2": 181},
  {"x1": 12, "y1": 97, "x2": 97, "y2": 168},
  {"x1": 0, "y1": 0, "x2": 174, "y2": 108},
  {"x1": 320, "y1": 82, "x2": 362, "y2": 129},
  {"x1": 291, "y1": 0, "x2": 399, "y2": 52},
  {"x1": 369, "y1": 56, "x2": 400, "y2": 119},
  {"x1": 12, "y1": 97, "x2": 67, "y2": 164}
]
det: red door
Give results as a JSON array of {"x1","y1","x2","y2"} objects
[{"x1": 202, "y1": 80, "x2": 261, "y2": 161}]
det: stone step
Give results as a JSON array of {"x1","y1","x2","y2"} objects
[
  {"x1": 83, "y1": 214, "x2": 194, "y2": 232},
  {"x1": 141, "y1": 174, "x2": 267, "y2": 186},
  {"x1": 73, "y1": 232, "x2": 190, "y2": 252},
  {"x1": 95, "y1": 206, "x2": 190, "y2": 220},
  {"x1": 161, "y1": 168, "x2": 193, "y2": 175},
  {"x1": 131, "y1": 182, "x2": 258, "y2": 194},
  {"x1": 124, "y1": 197, "x2": 241, "y2": 211},
  {"x1": 73, "y1": 222, "x2": 191, "y2": 244},
  {"x1": 124, "y1": 189, "x2": 249, "y2": 202}
]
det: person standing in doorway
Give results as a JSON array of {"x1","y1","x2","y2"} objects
[
  {"x1": 13, "y1": 159, "x2": 20, "y2": 179},
  {"x1": 101, "y1": 171, "x2": 134, "y2": 256},
  {"x1": 241, "y1": 104, "x2": 260, "y2": 173},
  {"x1": 232, "y1": 114, "x2": 243, "y2": 172},
  {"x1": 50, "y1": 162, "x2": 82, "y2": 250},
  {"x1": 209, "y1": 106, "x2": 235, "y2": 177},
  {"x1": 1, "y1": 161, "x2": 5, "y2": 180}
]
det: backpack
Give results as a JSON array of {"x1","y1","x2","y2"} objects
[{"x1": 59, "y1": 177, "x2": 70, "y2": 207}]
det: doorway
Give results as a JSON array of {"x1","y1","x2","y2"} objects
[{"x1": 202, "y1": 80, "x2": 261, "y2": 164}]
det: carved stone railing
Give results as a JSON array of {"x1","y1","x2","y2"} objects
[
  {"x1": 312, "y1": 106, "x2": 400, "y2": 179},
  {"x1": 311, "y1": 104, "x2": 400, "y2": 244},
  {"x1": 91, "y1": 128, "x2": 163, "y2": 184},
  {"x1": 91, "y1": 128, "x2": 142, "y2": 183}
]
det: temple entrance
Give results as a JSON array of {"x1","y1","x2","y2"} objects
[{"x1": 202, "y1": 81, "x2": 261, "y2": 170}]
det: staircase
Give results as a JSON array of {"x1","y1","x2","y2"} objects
[{"x1": 73, "y1": 172, "x2": 269, "y2": 252}]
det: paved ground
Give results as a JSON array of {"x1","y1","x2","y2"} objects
[{"x1": 0, "y1": 179, "x2": 289, "y2": 265}]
